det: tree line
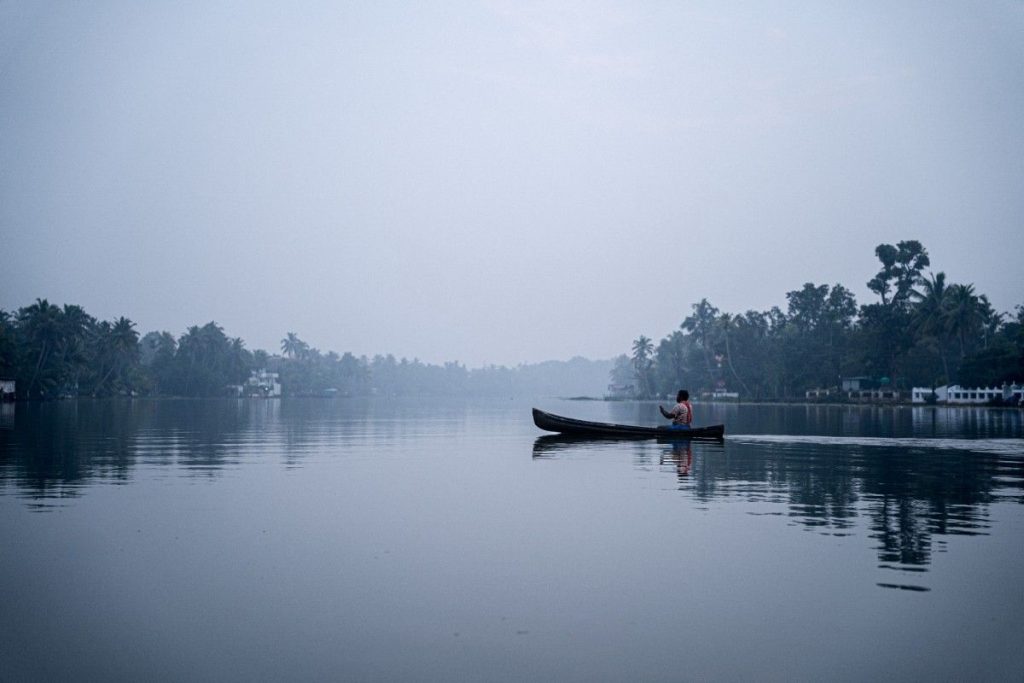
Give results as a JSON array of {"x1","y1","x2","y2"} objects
[
  {"x1": 617, "y1": 240, "x2": 1024, "y2": 399},
  {"x1": 0, "y1": 305, "x2": 610, "y2": 399}
]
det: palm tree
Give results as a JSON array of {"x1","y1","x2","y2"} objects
[
  {"x1": 632, "y1": 335, "x2": 653, "y2": 362},
  {"x1": 18, "y1": 298, "x2": 63, "y2": 397},
  {"x1": 682, "y1": 299, "x2": 720, "y2": 385},
  {"x1": 0, "y1": 310, "x2": 15, "y2": 376},
  {"x1": 55, "y1": 304, "x2": 95, "y2": 394},
  {"x1": 631, "y1": 335, "x2": 654, "y2": 397},
  {"x1": 945, "y1": 283, "x2": 982, "y2": 359},
  {"x1": 281, "y1": 332, "x2": 308, "y2": 359},
  {"x1": 976, "y1": 295, "x2": 1002, "y2": 351},
  {"x1": 912, "y1": 272, "x2": 952, "y2": 383},
  {"x1": 92, "y1": 317, "x2": 139, "y2": 395}
]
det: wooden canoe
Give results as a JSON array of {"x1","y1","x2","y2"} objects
[{"x1": 532, "y1": 408, "x2": 725, "y2": 440}]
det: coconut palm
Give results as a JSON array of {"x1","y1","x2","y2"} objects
[
  {"x1": 92, "y1": 317, "x2": 139, "y2": 395},
  {"x1": 912, "y1": 272, "x2": 952, "y2": 383},
  {"x1": 18, "y1": 298, "x2": 63, "y2": 397},
  {"x1": 631, "y1": 335, "x2": 654, "y2": 398},
  {"x1": 631, "y1": 335, "x2": 653, "y2": 363},
  {"x1": 912, "y1": 273, "x2": 948, "y2": 331},
  {"x1": 0, "y1": 310, "x2": 15, "y2": 376},
  {"x1": 976, "y1": 295, "x2": 1002, "y2": 351},
  {"x1": 945, "y1": 283, "x2": 983, "y2": 359},
  {"x1": 281, "y1": 332, "x2": 309, "y2": 359},
  {"x1": 682, "y1": 299, "x2": 720, "y2": 385}
]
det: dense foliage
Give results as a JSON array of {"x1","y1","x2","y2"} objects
[
  {"x1": 3, "y1": 240, "x2": 1019, "y2": 401},
  {"x1": 620, "y1": 241, "x2": 1024, "y2": 399},
  {"x1": 0, "y1": 308, "x2": 610, "y2": 399}
]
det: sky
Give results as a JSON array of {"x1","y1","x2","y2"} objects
[{"x1": 2, "y1": 1, "x2": 1022, "y2": 367}]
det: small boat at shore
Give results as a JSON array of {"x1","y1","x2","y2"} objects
[{"x1": 532, "y1": 408, "x2": 725, "y2": 440}]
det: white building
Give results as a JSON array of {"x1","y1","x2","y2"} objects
[
  {"x1": 606, "y1": 383, "x2": 636, "y2": 399},
  {"x1": 710, "y1": 391, "x2": 740, "y2": 401},
  {"x1": 911, "y1": 384, "x2": 1023, "y2": 405},
  {"x1": 246, "y1": 369, "x2": 281, "y2": 397}
]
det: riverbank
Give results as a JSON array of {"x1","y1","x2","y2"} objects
[{"x1": 573, "y1": 396, "x2": 1023, "y2": 410}]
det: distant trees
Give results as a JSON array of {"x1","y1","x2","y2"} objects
[
  {"x1": 91, "y1": 317, "x2": 140, "y2": 396},
  {"x1": 161, "y1": 323, "x2": 252, "y2": 396},
  {"x1": 609, "y1": 354, "x2": 636, "y2": 395},
  {"x1": 0, "y1": 307, "x2": 249, "y2": 399},
  {"x1": 0, "y1": 306, "x2": 613, "y2": 399},
  {"x1": 617, "y1": 240, "x2": 1024, "y2": 399},
  {"x1": 682, "y1": 298, "x2": 720, "y2": 384},
  {"x1": 4, "y1": 237, "x2": 1019, "y2": 403}
]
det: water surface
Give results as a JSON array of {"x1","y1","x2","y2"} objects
[{"x1": 1, "y1": 399, "x2": 1022, "y2": 681}]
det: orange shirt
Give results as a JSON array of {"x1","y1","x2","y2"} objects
[{"x1": 669, "y1": 400, "x2": 693, "y2": 425}]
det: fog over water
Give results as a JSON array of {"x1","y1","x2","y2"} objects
[{"x1": 2, "y1": 1, "x2": 1022, "y2": 366}]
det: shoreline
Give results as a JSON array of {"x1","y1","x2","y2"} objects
[
  {"x1": 5, "y1": 396, "x2": 1018, "y2": 410},
  {"x1": 577, "y1": 397, "x2": 1024, "y2": 410}
]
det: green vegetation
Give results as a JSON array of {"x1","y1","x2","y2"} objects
[
  {"x1": 3, "y1": 240, "x2": 1019, "y2": 401},
  {"x1": 620, "y1": 240, "x2": 1024, "y2": 399},
  {"x1": 0, "y1": 308, "x2": 610, "y2": 399}
]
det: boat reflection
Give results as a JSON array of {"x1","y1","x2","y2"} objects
[{"x1": 532, "y1": 432, "x2": 718, "y2": 458}]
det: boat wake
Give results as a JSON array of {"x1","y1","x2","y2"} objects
[{"x1": 728, "y1": 434, "x2": 1024, "y2": 456}]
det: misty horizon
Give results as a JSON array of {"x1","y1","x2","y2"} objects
[{"x1": 3, "y1": 2, "x2": 1022, "y2": 367}]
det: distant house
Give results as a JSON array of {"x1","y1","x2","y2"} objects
[
  {"x1": 847, "y1": 389, "x2": 901, "y2": 403},
  {"x1": 911, "y1": 384, "x2": 1022, "y2": 405},
  {"x1": 841, "y1": 377, "x2": 876, "y2": 392},
  {"x1": 0, "y1": 379, "x2": 14, "y2": 401},
  {"x1": 606, "y1": 382, "x2": 635, "y2": 399},
  {"x1": 839, "y1": 377, "x2": 901, "y2": 402},
  {"x1": 805, "y1": 388, "x2": 833, "y2": 400},
  {"x1": 246, "y1": 370, "x2": 282, "y2": 397}
]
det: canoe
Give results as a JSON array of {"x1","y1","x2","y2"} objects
[{"x1": 532, "y1": 408, "x2": 725, "y2": 440}]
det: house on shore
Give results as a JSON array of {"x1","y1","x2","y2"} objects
[
  {"x1": 839, "y1": 376, "x2": 900, "y2": 403},
  {"x1": 804, "y1": 378, "x2": 902, "y2": 402},
  {"x1": 0, "y1": 379, "x2": 14, "y2": 401},
  {"x1": 911, "y1": 384, "x2": 1023, "y2": 405},
  {"x1": 230, "y1": 370, "x2": 282, "y2": 398},
  {"x1": 708, "y1": 390, "x2": 739, "y2": 401},
  {"x1": 247, "y1": 370, "x2": 281, "y2": 397},
  {"x1": 606, "y1": 382, "x2": 636, "y2": 399}
]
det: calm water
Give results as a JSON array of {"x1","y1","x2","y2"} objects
[{"x1": 1, "y1": 399, "x2": 1023, "y2": 682}]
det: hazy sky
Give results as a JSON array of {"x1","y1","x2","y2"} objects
[{"x1": 3, "y1": 1, "x2": 1022, "y2": 366}]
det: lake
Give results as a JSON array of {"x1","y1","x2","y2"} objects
[{"x1": 1, "y1": 398, "x2": 1023, "y2": 681}]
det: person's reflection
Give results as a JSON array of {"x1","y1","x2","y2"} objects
[{"x1": 661, "y1": 440, "x2": 693, "y2": 479}]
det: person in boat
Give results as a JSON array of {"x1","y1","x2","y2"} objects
[{"x1": 660, "y1": 390, "x2": 693, "y2": 429}]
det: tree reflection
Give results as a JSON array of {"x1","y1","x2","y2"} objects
[
  {"x1": 0, "y1": 400, "x2": 259, "y2": 506},
  {"x1": 0, "y1": 397, "x2": 484, "y2": 507},
  {"x1": 536, "y1": 434, "x2": 1022, "y2": 575}
]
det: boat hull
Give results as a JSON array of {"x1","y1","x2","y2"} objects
[{"x1": 532, "y1": 408, "x2": 724, "y2": 440}]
